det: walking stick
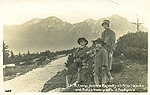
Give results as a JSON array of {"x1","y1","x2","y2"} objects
[{"x1": 66, "y1": 75, "x2": 69, "y2": 88}]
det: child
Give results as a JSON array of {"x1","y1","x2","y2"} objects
[
  {"x1": 73, "y1": 37, "x2": 89, "y2": 84},
  {"x1": 92, "y1": 38, "x2": 113, "y2": 85}
]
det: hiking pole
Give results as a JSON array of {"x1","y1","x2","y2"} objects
[{"x1": 66, "y1": 68, "x2": 69, "y2": 88}]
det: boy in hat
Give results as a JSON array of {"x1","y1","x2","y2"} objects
[
  {"x1": 101, "y1": 19, "x2": 116, "y2": 71},
  {"x1": 73, "y1": 37, "x2": 89, "y2": 84},
  {"x1": 92, "y1": 38, "x2": 113, "y2": 85}
]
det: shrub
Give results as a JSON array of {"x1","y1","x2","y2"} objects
[
  {"x1": 38, "y1": 56, "x2": 46, "y2": 61},
  {"x1": 123, "y1": 47, "x2": 148, "y2": 62},
  {"x1": 113, "y1": 31, "x2": 148, "y2": 62},
  {"x1": 20, "y1": 60, "x2": 33, "y2": 65},
  {"x1": 4, "y1": 70, "x2": 14, "y2": 76}
]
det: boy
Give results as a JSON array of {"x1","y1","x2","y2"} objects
[
  {"x1": 92, "y1": 38, "x2": 113, "y2": 85},
  {"x1": 73, "y1": 37, "x2": 89, "y2": 84}
]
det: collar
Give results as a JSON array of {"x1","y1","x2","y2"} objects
[
  {"x1": 104, "y1": 28, "x2": 110, "y2": 32},
  {"x1": 80, "y1": 46, "x2": 87, "y2": 49}
]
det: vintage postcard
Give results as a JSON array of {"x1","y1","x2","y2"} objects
[{"x1": 0, "y1": 0, "x2": 149, "y2": 95}]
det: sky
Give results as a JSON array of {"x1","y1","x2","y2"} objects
[{"x1": 0, "y1": 0, "x2": 150, "y2": 28}]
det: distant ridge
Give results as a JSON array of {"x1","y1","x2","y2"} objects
[{"x1": 3, "y1": 15, "x2": 148, "y2": 54}]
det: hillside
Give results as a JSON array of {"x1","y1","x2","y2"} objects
[
  {"x1": 3, "y1": 15, "x2": 148, "y2": 54},
  {"x1": 41, "y1": 56, "x2": 147, "y2": 92}
]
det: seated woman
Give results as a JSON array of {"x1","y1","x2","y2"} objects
[{"x1": 73, "y1": 37, "x2": 89, "y2": 84}]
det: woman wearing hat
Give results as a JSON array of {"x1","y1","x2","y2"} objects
[{"x1": 101, "y1": 19, "x2": 116, "y2": 71}]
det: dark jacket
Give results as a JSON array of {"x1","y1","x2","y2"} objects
[{"x1": 74, "y1": 46, "x2": 89, "y2": 60}]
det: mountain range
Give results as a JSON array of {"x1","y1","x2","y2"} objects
[{"x1": 3, "y1": 15, "x2": 148, "y2": 54}]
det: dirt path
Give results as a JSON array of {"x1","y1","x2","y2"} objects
[{"x1": 3, "y1": 56, "x2": 68, "y2": 92}]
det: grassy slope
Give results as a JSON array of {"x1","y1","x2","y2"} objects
[{"x1": 41, "y1": 56, "x2": 148, "y2": 92}]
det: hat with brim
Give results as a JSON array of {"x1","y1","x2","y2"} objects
[
  {"x1": 77, "y1": 37, "x2": 88, "y2": 45},
  {"x1": 102, "y1": 20, "x2": 110, "y2": 27},
  {"x1": 92, "y1": 38, "x2": 106, "y2": 46}
]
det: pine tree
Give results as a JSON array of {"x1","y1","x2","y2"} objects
[
  {"x1": 10, "y1": 51, "x2": 15, "y2": 58},
  {"x1": 3, "y1": 41, "x2": 10, "y2": 64},
  {"x1": 28, "y1": 50, "x2": 30, "y2": 55},
  {"x1": 10, "y1": 51, "x2": 15, "y2": 63},
  {"x1": 19, "y1": 52, "x2": 21, "y2": 56}
]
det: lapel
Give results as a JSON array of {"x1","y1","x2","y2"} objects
[
  {"x1": 79, "y1": 46, "x2": 86, "y2": 54},
  {"x1": 104, "y1": 28, "x2": 110, "y2": 38},
  {"x1": 77, "y1": 46, "x2": 88, "y2": 57}
]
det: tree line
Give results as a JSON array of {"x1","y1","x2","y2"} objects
[
  {"x1": 3, "y1": 41, "x2": 75, "y2": 65},
  {"x1": 3, "y1": 31, "x2": 148, "y2": 65}
]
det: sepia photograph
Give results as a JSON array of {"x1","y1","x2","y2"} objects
[{"x1": 0, "y1": 0, "x2": 149, "y2": 94}]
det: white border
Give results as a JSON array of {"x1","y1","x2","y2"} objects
[
  {"x1": 0, "y1": 0, "x2": 149, "y2": 95},
  {"x1": 0, "y1": 13, "x2": 3, "y2": 94}
]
